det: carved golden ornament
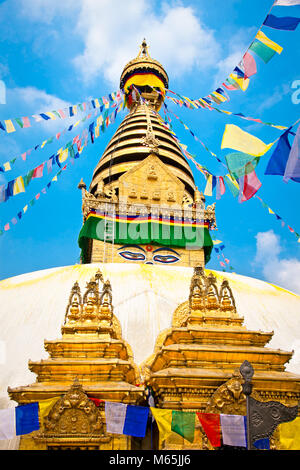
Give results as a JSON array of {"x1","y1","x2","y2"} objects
[
  {"x1": 172, "y1": 301, "x2": 190, "y2": 328},
  {"x1": 41, "y1": 380, "x2": 104, "y2": 437},
  {"x1": 219, "y1": 279, "x2": 236, "y2": 312}
]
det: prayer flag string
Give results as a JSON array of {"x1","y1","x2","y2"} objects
[{"x1": 0, "y1": 90, "x2": 124, "y2": 134}]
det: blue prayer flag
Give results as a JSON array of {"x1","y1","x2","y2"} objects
[
  {"x1": 123, "y1": 404, "x2": 149, "y2": 438},
  {"x1": 253, "y1": 438, "x2": 270, "y2": 450},
  {"x1": 15, "y1": 403, "x2": 40, "y2": 436},
  {"x1": 263, "y1": 14, "x2": 300, "y2": 30}
]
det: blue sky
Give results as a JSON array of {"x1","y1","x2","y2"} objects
[{"x1": 0, "y1": 0, "x2": 299, "y2": 293}]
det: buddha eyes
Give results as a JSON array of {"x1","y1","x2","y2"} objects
[
  {"x1": 152, "y1": 254, "x2": 180, "y2": 264},
  {"x1": 118, "y1": 251, "x2": 146, "y2": 261},
  {"x1": 118, "y1": 250, "x2": 180, "y2": 264}
]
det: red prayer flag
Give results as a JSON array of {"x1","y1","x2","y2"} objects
[
  {"x1": 197, "y1": 412, "x2": 221, "y2": 447},
  {"x1": 32, "y1": 163, "x2": 44, "y2": 179},
  {"x1": 219, "y1": 176, "x2": 226, "y2": 195},
  {"x1": 243, "y1": 52, "x2": 257, "y2": 79},
  {"x1": 88, "y1": 397, "x2": 104, "y2": 407},
  {"x1": 22, "y1": 116, "x2": 31, "y2": 128},
  {"x1": 240, "y1": 164, "x2": 262, "y2": 202}
]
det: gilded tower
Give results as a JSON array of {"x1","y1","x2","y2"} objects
[{"x1": 78, "y1": 40, "x2": 216, "y2": 267}]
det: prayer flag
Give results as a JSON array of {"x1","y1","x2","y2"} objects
[
  {"x1": 4, "y1": 120, "x2": 15, "y2": 133},
  {"x1": 204, "y1": 174, "x2": 213, "y2": 196},
  {"x1": 38, "y1": 397, "x2": 60, "y2": 426},
  {"x1": 197, "y1": 412, "x2": 221, "y2": 447},
  {"x1": 0, "y1": 403, "x2": 39, "y2": 440},
  {"x1": 13, "y1": 176, "x2": 25, "y2": 195},
  {"x1": 240, "y1": 164, "x2": 262, "y2": 202},
  {"x1": 263, "y1": 14, "x2": 300, "y2": 30},
  {"x1": 228, "y1": 73, "x2": 249, "y2": 91},
  {"x1": 253, "y1": 438, "x2": 270, "y2": 450},
  {"x1": 150, "y1": 408, "x2": 173, "y2": 446},
  {"x1": 171, "y1": 411, "x2": 195, "y2": 443},
  {"x1": 274, "y1": 0, "x2": 300, "y2": 4},
  {"x1": 220, "y1": 414, "x2": 247, "y2": 447},
  {"x1": 221, "y1": 124, "x2": 274, "y2": 156},
  {"x1": 264, "y1": 130, "x2": 300, "y2": 182},
  {"x1": 32, "y1": 163, "x2": 44, "y2": 179},
  {"x1": 105, "y1": 402, "x2": 149, "y2": 437},
  {"x1": 255, "y1": 30, "x2": 283, "y2": 54},
  {"x1": 4, "y1": 162, "x2": 11, "y2": 172},
  {"x1": 224, "y1": 174, "x2": 239, "y2": 197},
  {"x1": 58, "y1": 148, "x2": 68, "y2": 164},
  {"x1": 151, "y1": 408, "x2": 195, "y2": 445},
  {"x1": 278, "y1": 417, "x2": 300, "y2": 450},
  {"x1": 243, "y1": 52, "x2": 257, "y2": 78},
  {"x1": 22, "y1": 117, "x2": 31, "y2": 128},
  {"x1": 225, "y1": 152, "x2": 260, "y2": 179},
  {"x1": 249, "y1": 41, "x2": 277, "y2": 63},
  {"x1": 283, "y1": 124, "x2": 300, "y2": 182}
]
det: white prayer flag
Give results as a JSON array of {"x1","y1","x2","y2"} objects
[
  {"x1": 220, "y1": 414, "x2": 247, "y2": 447},
  {"x1": 274, "y1": 1, "x2": 300, "y2": 5},
  {"x1": 0, "y1": 408, "x2": 15, "y2": 440}
]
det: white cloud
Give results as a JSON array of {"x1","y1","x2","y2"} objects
[
  {"x1": 254, "y1": 230, "x2": 300, "y2": 295},
  {"x1": 5, "y1": 86, "x2": 72, "y2": 132},
  {"x1": 257, "y1": 83, "x2": 291, "y2": 113},
  {"x1": 19, "y1": 0, "x2": 76, "y2": 23},
  {"x1": 212, "y1": 27, "x2": 255, "y2": 89},
  {"x1": 72, "y1": 0, "x2": 221, "y2": 86}
]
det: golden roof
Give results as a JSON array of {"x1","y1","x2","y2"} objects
[
  {"x1": 89, "y1": 104, "x2": 195, "y2": 198},
  {"x1": 120, "y1": 39, "x2": 169, "y2": 90}
]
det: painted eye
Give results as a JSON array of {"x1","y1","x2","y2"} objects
[
  {"x1": 118, "y1": 251, "x2": 146, "y2": 261},
  {"x1": 152, "y1": 254, "x2": 180, "y2": 264}
]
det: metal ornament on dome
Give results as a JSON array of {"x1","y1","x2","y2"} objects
[{"x1": 120, "y1": 39, "x2": 169, "y2": 111}]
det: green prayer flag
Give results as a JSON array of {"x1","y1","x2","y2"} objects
[
  {"x1": 15, "y1": 118, "x2": 24, "y2": 128},
  {"x1": 225, "y1": 152, "x2": 260, "y2": 179},
  {"x1": 24, "y1": 169, "x2": 34, "y2": 187},
  {"x1": 249, "y1": 40, "x2": 276, "y2": 63},
  {"x1": 171, "y1": 411, "x2": 195, "y2": 443}
]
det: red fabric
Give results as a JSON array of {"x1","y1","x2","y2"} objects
[
  {"x1": 243, "y1": 52, "x2": 257, "y2": 79},
  {"x1": 32, "y1": 163, "x2": 44, "y2": 179},
  {"x1": 240, "y1": 166, "x2": 262, "y2": 202},
  {"x1": 88, "y1": 397, "x2": 104, "y2": 407},
  {"x1": 197, "y1": 412, "x2": 221, "y2": 447},
  {"x1": 219, "y1": 176, "x2": 226, "y2": 195}
]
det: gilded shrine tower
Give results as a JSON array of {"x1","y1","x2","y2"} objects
[{"x1": 78, "y1": 40, "x2": 216, "y2": 267}]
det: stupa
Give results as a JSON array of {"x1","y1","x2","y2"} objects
[{"x1": 1, "y1": 41, "x2": 300, "y2": 451}]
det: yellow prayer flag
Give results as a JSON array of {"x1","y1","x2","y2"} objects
[
  {"x1": 52, "y1": 175, "x2": 58, "y2": 182},
  {"x1": 150, "y1": 408, "x2": 173, "y2": 447},
  {"x1": 256, "y1": 30, "x2": 283, "y2": 54},
  {"x1": 58, "y1": 148, "x2": 68, "y2": 163},
  {"x1": 229, "y1": 74, "x2": 249, "y2": 91},
  {"x1": 211, "y1": 91, "x2": 227, "y2": 102},
  {"x1": 226, "y1": 173, "x2": 239, "y2": 189},
  {"x1": 13, "y1": 176, "x2": 25, "y2": 195},
  {"x1": 204, "y1": 174, "x2": 213, "y2": 196},
  {"x1": 221, "y1": 124, "x2": 275, "y2": 157},
  {"x1": 3, "y1": 162, "x2": 11, "y2": 172},
  {"x1": 268, "y1": 208, "x2": 275, "y2": 214},
  {"x1": 45, "y1": 112, "x2": 56, "y2": 120},
  {"x1": 94, "y1": 99, "x2": 100, "y2": 108},
  {"x1": 23, "y1": 205, "x2": 28, "y2": 214},
  {"x1": 38, "y1": 397, "x2": 60, "y2": 425},
  {"x1": 278, "y1": 417, "x2": 300, "y2": 450},
  {"x1": 4, "y1": 120, "x2": 16, "y2": 133}
]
